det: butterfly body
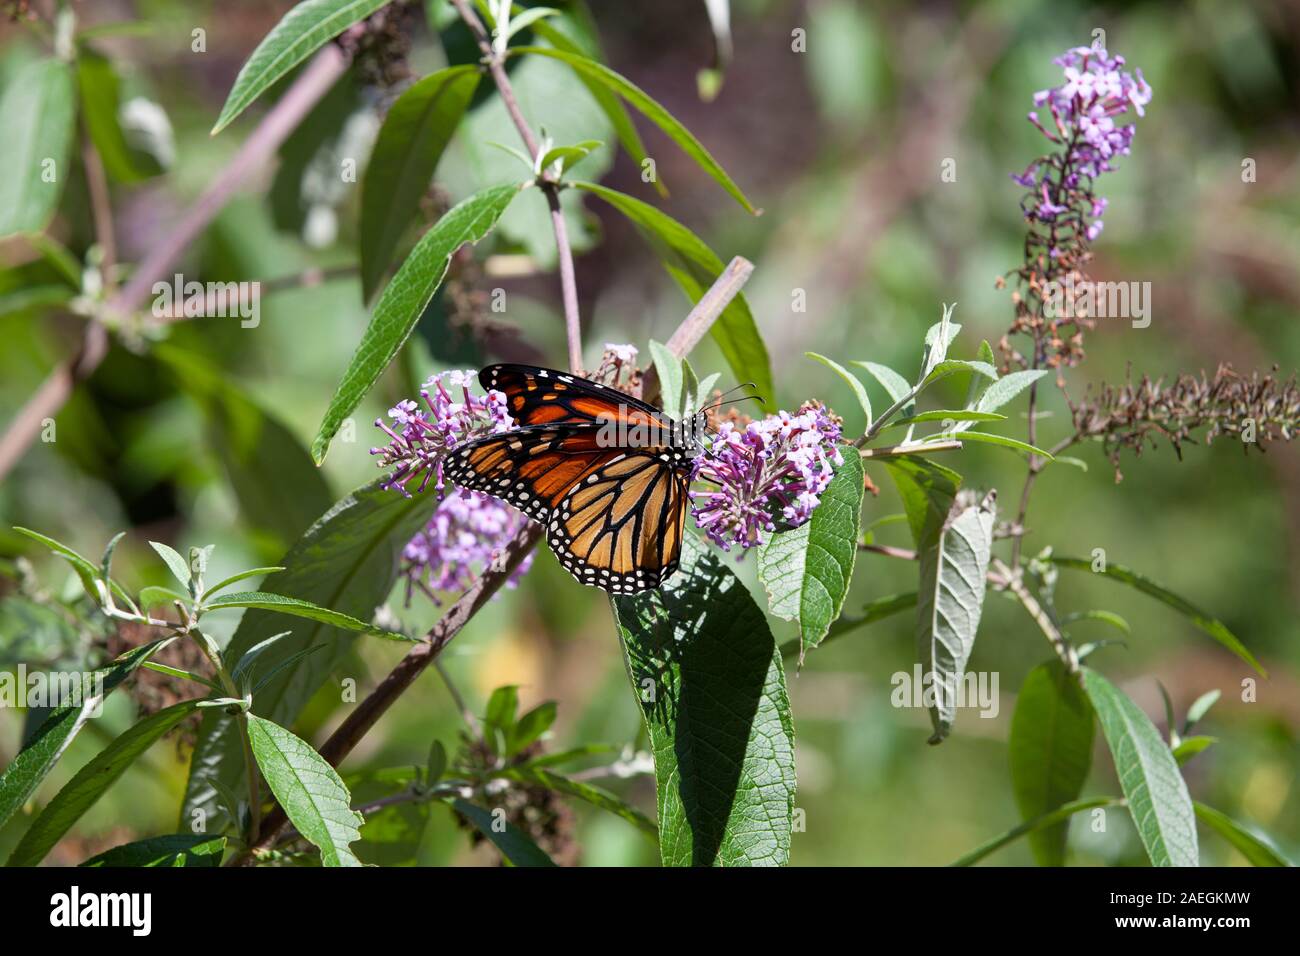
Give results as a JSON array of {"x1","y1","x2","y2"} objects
[{"x1": 442, "y1": 365, "x2": 705, "y2": 594}]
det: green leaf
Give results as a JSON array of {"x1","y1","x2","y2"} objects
[
  {"x1": 156, "y1": 345, "x2": 333, "y2": 554},
  {"x1": 1009, "y1": 660, "x2": 1095, "y2": 865},
  {"x1": 484, "y1": 685, "x2": 520, "y2": 746},
  {"x1": 921, "y1": 359, "x2": 998, "y2": 389},
  {"x1": 1049, "y1": 557, "x2": 1264, "y2": 675},
  {"x1": 526, "y1": 15, "x2": 663, "y2": 197},
  {"x1": 509, "y1": 702, "x2": 557, "y2": 755},
  {"x1": 513, "y1": 45, "x2": 758, "y2": 213},
  {"x1": 648, "y1": 340, "x2": 684, "y2": 419},
  {"x1": 883, "y1": 456, "x2": 960, "y2": 551},
  {"x1": 1193, "y1": 802, "x2": 1292, "y2": 866},
  {"x1": 1082, "y1": 668, "x2": 1199, "y2": 867},
  {"x1": 246, "y1": 714, "x2": 364, "y2": 867},
  {"x1": 1173, "y1": 736, "x2": 1218, "y2": 765},
  {"x1": 312, "y1": 182, "x2": 521, "y2": 463},
  {"x1": 0, "y1": 58, "x2": 76, "y2": 237},
  {"x1": 950, "y1": 797, "x2": 1123, "y2": 867},
  {"x1": 200, "y1": 590, "x2": 393, "y2": 636},
  {"x1": 757, "y1": 450, "x2": 864, "y2": 661},
  {"x1": 75, "y1": 50, "x2": 162, "y2": 183},
  {"x1": 14, "y1": 527, "x2": 103, "y2": 604},
  {"x1": 806, "y1": 352, "x2": 871, "y2": 431},
  {"x1": 538, "y1": 139, "x2": 602, "y2": 175},
  {"x1": 1183, "y1": 689, "x2": 1221, "y2": 734},
  {"x1": 913, "y1": 493, "x2": 995, "y2": 741},
  {"x1": 926, "y1": 430, "x2": 1054, "y2": 460},
  {"x1": 574, "y1": 182, "x2": 771, "y2": 403},
  {"x1": 7, "y1": 699, "x2": 202, "y2": 867},
  {"x1": 501, "y1": 5, "x2": 563, "y2": 42},
  {"x1": 875, "y1": 409, "x2": 1007, "y2": 431},
  {"x1": 1061, "y1": 609, "x2": 1131, "y2": 636},
  {"x1": 789, "y1": 591, "x2": 917, "y2": 657},
  {"x1": 0, "y1": 639, "x2": 166, "y2": 832},
  {"x1": 138, "y1": 585, "x2": 188, "y2": 611},
  {"x1": 149, "y1": 540, "x2": 193, "y2": 592},
  {"x1": 611, "y1": 535, "x2": 796, "y2": 866},
  {"x1": 229, "y1": 631, "x2": 294, "y2": 689},
  {"x1": 80, "y1": 834, "x2": 227, "y2": 868},
  {"x1": 182, "y1": 482, "x2": 437, "y2": 835},
  {"x1": 211, "y1": 0, "x2": 391, "y2": 134},
  {"x1": 426, "y1": 740, "x2": 447, "y2": 784},
  {"x1": 203, "y1": 567, "x2": 287, "y2": 598},
  {"x1": 449, "y1": 798, "x2": 556, "y2": 867},
  {"x1": 497, "y1": 766, "x2": 656, "y2": 837},
  {"x1": 853, "y1": 361, "x2": 912, "y2": 413},
  {"x1": 360, "y1": 65, "x2": 481, "y2": 301},
  {"x1": 975, "y1": 369, "x2": 1050, "y2": 415}
]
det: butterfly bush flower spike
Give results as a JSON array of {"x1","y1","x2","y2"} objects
[
  {"x1": 1002, "y1": 46, "x2": 1152, "y2": 370},
  {"x1": 373, "y1": 368, "x2": 531, "y2": 602},
  {"x1": 370, "y1": 369, "x2": 512, "y2": 495},
  {"x1": 399, "y1": 491, "x2": 534, "y2": 606},
  {"x1": 691, "y1": 401, "x2": 843, "y2": 553}
]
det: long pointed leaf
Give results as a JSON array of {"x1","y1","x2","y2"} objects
[
  {"x1": 611, "y1": 536, "x2": 795, "y2": 866},
  {"x1": 1082, "y1": 668, "x2": 1199, "y2": 867},
  {"x1": 313, "y1": 182, "x2": 521, "y2": 463},
  {"x1": 7, "y1": 700, "x2": 202, "y2": 867}
]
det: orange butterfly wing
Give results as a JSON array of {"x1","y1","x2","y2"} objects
[
  {"x1": 443, "y1": 422, "x2": 690, "y2": 593},
  {"x1": 482, "y1": 364, "x2": 676, "y2": 435}
]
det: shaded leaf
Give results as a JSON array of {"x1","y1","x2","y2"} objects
[
  {"x1": 182, "y1": 482, "x2": 436, "y2": 835},
  {"x1": 7, "y1": 700, "x2": 202, "y2": 867},
  {"x1": 80, "y1": 834, "x2": 227, "y2": 868},
  {"x1": 611, "y1": 536, "x2": 795, "y2": 866},
  {"x1": 1009, "y1": 660, "x2": 1095, "y2": 865},
  {"x1": 360, "y1": 65, "x2": 481, "y2": 300},
  {"x1": 0, "y1": 639, "x2": 166, "y2": 832},
  {"x1": 449, "y1": 798, "x2": 556, "y2": 866}
]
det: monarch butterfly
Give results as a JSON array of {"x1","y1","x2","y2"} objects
[{"x1": 442, "y1": 364, "x2": 707, "y2": 594}]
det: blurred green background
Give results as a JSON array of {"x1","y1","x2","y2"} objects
[{"x1": 1, "y1": 0, "x2": 1297, "y2": 865}]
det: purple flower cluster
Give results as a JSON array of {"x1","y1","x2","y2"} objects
[
  {"x1": 1014, "y1": 46, "x2": 1152, "y2": 238},
  {"x1": 690, "y1": 402, "x2": 844, "y2": 553},
  {"x1": 399, "y1": 491, "x2": 534, "y2": 605},
  {"x1": 370, "y1": 369, "x2": 512, "y2": 496}
]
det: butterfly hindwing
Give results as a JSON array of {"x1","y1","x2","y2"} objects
[{"x1": 545, "y1": 450, "x2": 688, "y2": 593}]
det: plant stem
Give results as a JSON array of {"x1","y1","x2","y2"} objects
[
  {"x1": 449, "y1": 0, "x2": 584, "y2": 373},
  {"x1": 80, "y1": 130, "x2": 116, "y2": 286},
  {"x1": 640, "y1": 255, "x2": 754, "y2": 403},
  {"x1": 990, "y1": 557, "x2": 1078, "y2": 673}
]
